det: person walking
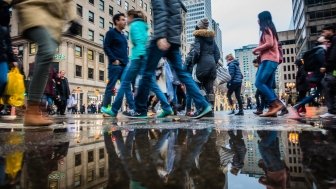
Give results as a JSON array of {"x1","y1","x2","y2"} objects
[
  {"x1": 252, "y1": 11, "x2": 284, "y2": 117},
  {"x1": 101, "y1": 13, "x2": 132, "y2": 115},
  {"x1": 192, "y1": 18, "x2": 221, "y2": 117},
  {"x1": 125, "y1": 0, "x2": 212, "y2": 119},
  {"x1": 55, "y1": 71, "x2": 70, "y2": 115},
  {"x1": 226, "y1": 54, "x2": 244, "y2": 116}
]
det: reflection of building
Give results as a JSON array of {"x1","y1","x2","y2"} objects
[
  {"x1": 241, "y1": 131, "x2": 263, "y2": 177},
  {"x1": 234, "y1": 45, "x2": 258, "y2": 96}
]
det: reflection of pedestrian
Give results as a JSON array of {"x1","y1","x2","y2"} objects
[
  {"x1": 55, "y1": 71, "x2": 70, "y2": 115},
  {"x1": 228, "y1": 130, "x2": 247, "y2": 175}
]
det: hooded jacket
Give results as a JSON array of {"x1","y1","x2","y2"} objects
[
  {"x1": 192, "y1": 29, "x2": 220, "y2": 80},
  {"x1": 129, "y1": 18, "x2": 148, "y2": 60},
  {"x1": 227, "y1": 59, "x2": 243, "y2": 84}
]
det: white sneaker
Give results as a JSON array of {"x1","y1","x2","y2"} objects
[{"x1": 319, "y1": 113, "x2": 336, "y2": 118}]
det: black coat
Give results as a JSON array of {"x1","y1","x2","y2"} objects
[
  {"x1": 296, "y1": 65, "x2": 308, "y2": 92},
  {"x1": 0, "y1": 2, "x2": 15, "y2": 63},
  {"x1": 56, "y1": 77, "x2": 70, "y2": 100}
]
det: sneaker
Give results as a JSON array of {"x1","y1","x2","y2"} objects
[
  {"x1": 319, "y1": 113, "x2": 336, "y2": 119},
  {"x1": 191, "y1": 105, "x2": 212, "y2": 119},
  {"x1": 101, "y1": 106, "x2": 117, "y2": 118},
  {"x1": 278, "y1": 108, "x2": 289, "y2": 116},
  {"x1": 156, "y1": 109, "x2": 174, "y2": 118},
  {"x1": 122, "y1": 110, "x2": 147, "y2": 119}
]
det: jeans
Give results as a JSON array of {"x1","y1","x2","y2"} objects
[
  {"x1": 227, "y1": 83, "x2": 243, "y2": 110},
  {"x1": 24, "y1": 27, "x2": 58, "y2": 102},
  {"x1": 255, "y1": 89, "x2": 266, "y2": 111},
  {"x1": 255, "y1": 60, "x2": 278, "y2": 103},
  {"x1": 0, "y1": 62, "x2": 8, "y2": 96},
  {"x1": 322, "y1": 73, "x2": 336, "y2": 114},
  {"x1": 135, "y1": 41, "x2": 209, "y2": 114},
  {"x1": 102, "y1": 65, "x2": 125, "y2": 107},
  {"x1": 294, "y1": 83, "x2": 322, "y2": 109}
]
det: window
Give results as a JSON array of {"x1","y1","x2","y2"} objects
[
  {"x1": 288, "y1": 65, "x2": 290, "y2": 71},
  {"x1": 117, "y1": 0, "x2": 121, "y2": 6},
  {"x1": 287, "y1": 49, "x2": 289, "y2": 54},
  {"x1": 292, "y1": 65, "x2": 295, "y2": 70},
  {"x1": 74, "y1": 174, "x2": 81, "y2": 187},
  {"x1": 109, "y1": 5, "x2": 113, "y2": 16},
  {"x1": 75, "y1": 153, "x2": 81, "y2": 166},
  {"x1": 88, "y1": 11, "x2": 94, "y2": 23},
  {"x1": 99, "y1": 0, "x2": 104, "y2": 11},
  {"x1": 109, "y1": 22, "x2": 113, "y2": 29},
  {"x1": 78, "y1": 25, "x2": 82, "y2": 37},
  {"x1": 125, "y1": 2, "x2": 129, "y2": 10},
  {"x1": 288, "y1": 74, "x2": 291, "y2": 80},
  {"x1": 88, "y1": 68, "x2": 94, "y2": 79},
  {"x1": 77, "y1": 4, "x2": 83, "y2": 17},
  {"x1": 99, "y1": 34, "x2": 104, "y2": 45},
  {"x1": 287, "y1": 57, "x2": 290, "y2": 63},
  {"x1": 89, "y1": 0, "x2": 94, "y2": 5},
  {"x1": 88, "y1": 150, "x2": 94, "y2": 162},
  {"x1": 284, "y1": 66, "x2": 286, "y2": 72},
  {"x1": 283, "y1": 57, "x2": 286, "y2": 63},
  {"x1": 291, "y1": 48, "x2": 294, "y2": 54},
  {"x1": 99, "y1": 167, "x2": 105, "y2": 178},
  {"x1": 75, "y1": 65, "x2": 82, "y2": 77},
  {"x1": 29, "y1": 43, "x2": 36, "y2": 54},
  {"x1": 99, "y1": 53, "x2": 104, "y2": 63},
  {"x1": 87, "y1": 49, "x2": 94, "y2": 60},
  {"x1": 282, "y1": 49, "x2": 286, "y2": 55},
  {"x1": 144, "y1": 3, "x2": 147, "y2": 11},
  {"x1": 291, "y1": 57, "x2": 294, "y2": 62},
  {"x1": 75, "y1": 45, "x2": 82, "y2": 57},
  {"x1": 88, "y1": 29, "x2": 94, "y2": 41},
  {"x1": 87, "y1": 170, "x2": 94, "y2": 182},
  {"x1": 99, "y1": 17, "x2": 104, "y2": 28},
  {"x1": 99, "y1": 70, "x2": 104, "y2": 81},
  {"x1": 284, "y1": 74, "x2": 287, "y2": 80},
  {"x1": 99, "y1": 148, "x2": 105, "y2": 159},
  {"x1": 139, "y1": 0, "x2": 143, "y2": 7},
  {"x1": 293, "y1": 73, "x2": 296, "y2": 79}
]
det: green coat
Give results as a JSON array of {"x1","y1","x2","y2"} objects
[{"x1": 129, "y1": 18, "x2": 148, "y2": 60}]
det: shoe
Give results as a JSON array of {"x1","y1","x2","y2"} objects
[
  {"x1": 185, "y1": 111, "x2": 193, "y2": 117},
  {"x1": 260, "y1": 100, "x2": 284, "y2": 117},
  {"x1": 122, "y1": 110, "x2": 147, "y2": 119},
  {"x1": 156, "y1": 109, "x2": 173, "y2": 118},
  {"x1": 278, "y1": 108, "x2": 289, "y2": 116},
  {"x1": 191, "y1": 105, "x2": 212, "y2": 119},
  {"x1": 24, "y1": 101, "x2": 53, "y2": 126},
  {"x1": 101, "y1": 106, "x2": 117, "y2": 117},
  {"x1": 228, "y1": 110, "x2": 235, "y2": 115},
  {"x1": 203, "y1": 110, "x2": 214, "y2": 117},
  {"x1": 235, "y1": 110, "x2": 244, "y2": 116},
  {"x1": 253, "y1": 110, "x2": 263, "y2": 115},
  {"x1": 320, "y1": 113, "x2": 336, "y2": 119}
]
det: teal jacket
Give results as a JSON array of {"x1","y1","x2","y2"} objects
[{"x1": 129, "y1": 18, "x2": 148, "y2": 60}]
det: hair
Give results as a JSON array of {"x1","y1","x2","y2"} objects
[
  {"x1": 252, "y1": 59, "x2": 258, "y2": 64},
  {"x1": 127, "y1": 9, "x2": 146, "y2": 21},
  {"x1": 322, "y1": 24, "x2": 335, "y2": 33},
  {"x1": 258, "y1": 11, "x2": 279, "y2": 41},
  {"x1": 225, "y1": 54, "x2": 234, "y2": 60},
  {"x1": 113, "y1": 13, "x2": 126, "y2": 25}
]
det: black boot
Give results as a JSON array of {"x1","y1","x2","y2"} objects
[
  {"x1": 235, "y1": 110, "x2": 244, "y2": 116},
  {"x1": 228, "y1": 110, "x2": 235, "y2": 115}
]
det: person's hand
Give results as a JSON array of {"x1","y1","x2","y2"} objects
[
  {"x1": 252, "y1": 49, "x2": 259, "y2": 55},
  {"x1": 320, "y1": 67, "x2": 326, "y2": 73},
  {"x1": 112, "y1": 60, "x2": 120, "y2": 65},
  {"x1": 157, "y1": 38, "x2": 170, "y2": 51}
]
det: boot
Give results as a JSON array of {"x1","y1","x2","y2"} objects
[
  {"x1": 253, "y1": 110, "x2": 263, "y2": 115},
  {"x1": 235, "y1": 109, "x2": 244, "y2": 116},
  {"x1": 260, "y1": 100, "x2": 284, "y2": 117},
  {"x1": 228, "y1": 109, "x2": 235, "y2": 115},
  {"x1": 204, "y1": 94, "x2": 215, "y2": 117},
  {"x1": 24, "y1": 101, "x2": 53, "y2": 126}
]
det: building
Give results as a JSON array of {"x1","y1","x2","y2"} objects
[
  {"x1": 183, "y1": 0, "x2": 212, "y2": 44},
  {"x1": 292, "y1": 0, "x2": 336, "y2": 56},
  {"x1": 212, "y1": 19, "x2": 223, "y2": 63},
  {"x1": 234, "y1": 44, "x2": 258, "y2": 97},
  {"x1": 9, "y1": 0, "x2": 153, "y2": 108},
  {"x1": 278, "y1": 30, "x2": 297, "y2": 100}
]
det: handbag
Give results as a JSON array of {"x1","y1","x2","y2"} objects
[
  {"x1": 192, "y1": 64, "x2": 201, "y2": 83},
  {"x1": 216, "y1": 65, "x2": 231, "y2": 86}
]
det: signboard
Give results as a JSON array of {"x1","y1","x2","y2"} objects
[{"x1": 54, "y1": 54, "x2": 66, "y2": 61}]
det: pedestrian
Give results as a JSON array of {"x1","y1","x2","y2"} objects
[
  {"x1": 43, "y1": 67, "x2": 58, "y2": 115},
  {"x1": 252, "y1": 59, "x2": 266, "y2": 115},
  {"x1": 293, "y1": 59, "x2": 309, "y2": 114},
  {"x1": 101, "y1": 13, "x2": 131, "y2": 115},
  {"x1": 55, "y1": 71, "x2": 70, "y2": 115},
  {"x1": 10, "y1": 0, "x2": 80, "y2": 126},
  {"x1": 192, "y1": 18, "x2": 221, "y2": 117},
  {"x1": 125, "y1": 0, "x2": 212, "y2": 119},
  {"x1": 252, "y1": 11, "x2": 284, "y2": 117},
  {"x1": 320, "y1": 25, "x2": 336, "y2": 118},
  {"x1": 247, "y1": 97, "x2": 252, "y2": 109},
  {"x1": 226, "y1": 54, "x2": 244, "y2": 116},
  {"x1": 184, "y1": 43, "x2": 197, "y2": 116}
]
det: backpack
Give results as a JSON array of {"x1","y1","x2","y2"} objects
[{"x1": 302, "y1": 46, "x2": 325, "y2": 72}]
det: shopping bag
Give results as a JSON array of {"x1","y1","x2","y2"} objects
[
  {"x1": 4, "y1": 67, "x2": 25, "y2": 106},
  {"x1": 216, "y1": 65, "x2": 231, "y2": 86}
]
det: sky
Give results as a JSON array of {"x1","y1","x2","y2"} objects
[{"x1": 212, "y1": 0, "x2": 293, "y2": 56}]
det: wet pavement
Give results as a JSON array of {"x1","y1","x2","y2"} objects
[{"x1": 0, "y1": 109, "x2": 336, "y2": 189}]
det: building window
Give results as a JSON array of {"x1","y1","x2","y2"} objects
[
  {"x1": 99, "y1": 53, "x2": 104, "y2": 63},
  {"x1": 99, "y1": 34, "x2": 104, "y2": 45},
  {"x1": 99, "y1": 148, "x2": 105, "y2": 159},
  {"x1": 74, "y1": 174, "x2": 81, "y2": 187},
  {"x1": 288, "y1": 65, "x2": 290, "y2": 71},
  {"x1": 288, "y1": 74, "x2": 291, "y2": 80},
  {"x1": 87, "y1": 49, "x2": 94, "y2": 61},
  {"x1": 75, "y1": 45, "x2": 82, "y2": 57},
  {"x1": 75, "y1": 65, "x2": 82, "y2": 77},
  {"x1": 144, "y1": 3, "x2": 147, "y2": 11},
  {"x1": 283, "y1": 57, "x2": 286, "y2": 63},
  {"x1": 99, "y1": 167, "x2": 105, "y2": 178},
  {"x1": 125, "y1": 2, "x2": 129, "y2": 10},
  {"x1": 139, "y1": 0, "x2": 143, "y2": 7},
  {"x1": 77, "y1": 4, "x2": 83, "y2": 17},
  {"x1": 287, "y1": 49, "x2": 289, "y2": 54},
  {"x1": 117, "y1": 0, "x2": 121, "y2": 6},
  {"x1": 99, "y1": 70, "x2": 104, "y2": 81},
  {"x1": 109, "y1": 22, "x2": 113, "y2": 29},
  {"x1": 78, "y1": 25, "x2": 82, "y2": 37},
  {"x1": 88, "y1": 68, "x2": 94, "y2": 79},
  {"x1": 291, "y1": 48, "x2": 294, "y2": 54},
  {"x1": 293, "y1": 73, "x2": 296, "y2": 79},
  {"x1": 88, "y1": 11, "x2": 94, "y2": 23},
  {"x1": 87, "y1": 170, "x2": 94, "y2": 182},
  {"x1": 29, "y1": 43, "x2": 37, "y2": 54},
  {"x1": 291, "y1": 57, "x2": 294, "y2": 62},
  {"x1": 99, "y1": 0, "x2": 104, "y2": 11},
  {"x1": 109, "y1": 5, "x2": 113, "y2": 16},
  {"x1": 292, "y1": 65, "x2": 295, "y2": 71},
  {"x1": 284, "y1": 74, "x2": 287, "y2": 80},
  {"x1": 88, "y1": 0, "x2": 94, "y2": 5},
  {"x1": 99, "y1": 17, "x2": 104, "y2": 28},
  {"x1": 75, "y1": 153, "x2": 81, "y2": 166},
  {"x1": 284, "y1": 66, "x2": 286, "y2": 72},
  {"x1": 150, "y1": 8, "x2": 152, "y2": 15},
  {"x1": 88, "y1": 29, "x2": 94, "y2": 41},
  {"x1": 287, "y1": 57, "x2": 290, "y2": 63}
]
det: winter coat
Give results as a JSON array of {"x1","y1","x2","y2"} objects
[
  {"x1": 151, "y1": 0, "x2": 182, "y2": 45},
  {"x1": 7, "y1": 0, "x2": 77, "y2": 42},
  {"x1": 0, "y1": 1, "x2": 15, "y2": 63},
  {"x1": 129, "y1": 18, "x2": 149, "y2": 60},
  {"x1": 227, "y1": 60, "x2": 243, "y2": 84},
  {"x1": 325, "y1": 35, "x2": 336, "y2": 73},
  {"x1": 296, "y1": 65, "x2": 308, "y2": 92},
  {"x1": 55, "y1": 77, "x2": 70, "y2": 100},
  {"x1": 192, "y1": 29, "x2": 220, "y2": 80},
  {"x1": 44, "y1": 67, "x2": 57, "y2": 97},
  {"x1": 184, "y1": 44, "x2": 195, "y2": 73}
]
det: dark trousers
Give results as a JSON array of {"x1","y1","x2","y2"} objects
[
  {"x1": 57, "y1": 99, "x2": 67, "y2": 115},
  {"x1": 227, "y1": 83, "x2": 243, "y2": 110},
  {"x1": 322, "y1": 73, "x2": 336, "y2": 114},
  {"x1": 255, "y1": 89, "x2": 266, "y2": 111}
]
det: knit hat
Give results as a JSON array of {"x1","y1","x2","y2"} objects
[{"x1": 197, "y1": 18, "x2": 209, "y2": 29}]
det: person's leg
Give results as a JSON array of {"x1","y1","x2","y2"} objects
[
  {"x1": 0, "y1": 62, "x2": 8, "y2": 96},
  {"x1": 234, "y1": 84, "x2": 244, "y2": 115},
  {"x1": 102, "y1": 65, "x2": 124, "y2": 108},
  {"x1": 150, "y1": 76, "x2": 172, "y2": 113},
  {"x1": 203, "y1": 78, "x2": 215, "y2": 117},
  {"x1": 227, "y1": 85, "x2": 235, "y2": 114},
  {"x1": 255, "y1": 61, "x2": 278, "y2": 103}
]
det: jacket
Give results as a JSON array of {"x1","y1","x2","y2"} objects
[
  {"x1": 254, "y1": 28, "x2": 280, "y2": 63},
  {"x1": 151, "y1": 0, "x2": 182, "y2": 45},
  {"x1": 185, "y1": 44, "x2": 195, "y2": 73},
  {"x1": 227, "y1": 60, "x2": 243, "y2": 84},
  {"x1": 129, "y1": 18, "x2": 148, "y2": 60},
  {"x1": 104, "y1": 28, "x2": 129, "y2": 65},
  {"x1": 193, "y1": 29, "x2": 220, "y2": 80},
  {"x1": 296, "y1": 65, "x2": 308, "y2": 92},
  {"x1": 8, "y1": 0, "x2": 77, "y2": 42},
  {"x1": 325, "y1": 35, "x2": 336, "y2": 73},
  {"x1": 0, "y1": 1, "x2": 15, "y2": 63},
  {"x1": 56, "y1": 77, "x2": 70, "y2": 100},
  {"x1": 44, "y1": 67, "x2": 57, "y2": 96}
]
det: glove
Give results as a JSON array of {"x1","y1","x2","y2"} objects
[{"x1": 67, "y1": 20, "x2": 81, "y2": 36}]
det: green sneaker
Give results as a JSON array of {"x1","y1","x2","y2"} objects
[
  {"x1": 101, "y1": 106, "x2": 117, "y2": 117},
  {"x1": 156, "y1": 109, "x2": 174, "y2": 118},
  {"x1": 192, "y1": 105, "x2": 212, "y2": 119}
]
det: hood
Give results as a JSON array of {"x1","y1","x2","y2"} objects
[
  {"x1": 228, "y1": 59, "x2": 239, "y2": 66},
  {"x1": 193, "y1": 29, "x2": 215, "y2": 38}
]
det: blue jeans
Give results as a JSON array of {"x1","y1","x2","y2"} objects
[
  {"x1": 294, "y1": 83, "x2": 322, "y2": 109},
  {"x1": 0, "y1": 62, "x2": 8, "y2": 96},
  {"x1": 102, "y1": 65, "x2": 125, "y2": 107},
  {"x1": 255, "y1": 60, "x2": 278, "y2": 103},
  {"x1": 135, "y1": 42, "x2": 209, "y2": 114}
]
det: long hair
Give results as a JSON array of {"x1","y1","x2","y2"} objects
[
  {"x1": 258, "y1": 11, "x2": 278, "y2": 41},
  {"x1": 127, "y1": 9, "x2": 146, "y2": 22}
]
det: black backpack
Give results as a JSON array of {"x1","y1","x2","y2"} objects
[{"x1": 302, "y1": 46, "x2": 325, "y2": 72}]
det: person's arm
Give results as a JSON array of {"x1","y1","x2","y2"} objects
[
  {"x1": 253, "y1": 29, "x2": 275, "y2": 54},
  {"x1": 103, "y1": 31, "x2": 117, "y2": 63},
  {"x1": 192, "y1": 37, "x2": 201, "y2": 64}
]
